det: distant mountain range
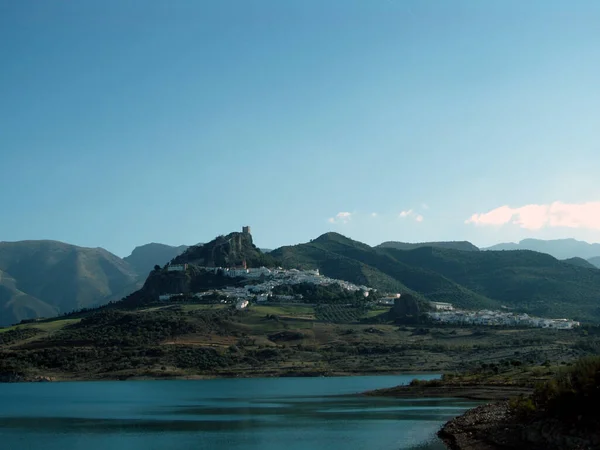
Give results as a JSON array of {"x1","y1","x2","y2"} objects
[
  {"x1": 484, "y1": 238, "x2": 600, "y2": 261},
  {"x1": 2, "y1": 234, "x2": 600, "y2": 326},
  {"x1": 0, "y1": 240, "x2": 188, "y2": 326},
  {"x1": 123, "y1": 243, "x2": 189, "y2": 277},
  {"x1": 378, "y1": 241, "x2": 480, "y2": 252},
  {"x1": 562, "y1": 257, "x2": 598, "y2": 270},
  {"x1": 589, "y1": 257, "x2": 600, "y2": 269}
]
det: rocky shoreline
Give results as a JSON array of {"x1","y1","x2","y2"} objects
[
  {"x1": 364, "y1": 383, "x2": 532, "y2": 401},
  {"x1": 439, "y1": 401, "x2": 600, "y2": 450},
  {"x1": 0, "y1": 369, "x2": 437, "y2": 383},
  {"x1": 365, "y1": 382, "x2": 600, "y2": 449}
]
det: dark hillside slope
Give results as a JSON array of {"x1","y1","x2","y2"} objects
[
  {"x1": 172, "y1": 232, "x2": 276, "y2": 268},
  {"x1": 563, "y1": 257, "x2": 598, "y2": 269},
  {"x1": 378, "y1": 241, "x2": 479, "y2": 252},
  {"x1": 381, "y1": 247, "x2": 600, "y2": 321},
  {"x1": 0, "y1": 269, "x2": 58, "y2": 324},
  {"x1": 271, "y1": 242, "x2": 409, "y2": 293},
  {"x1": 271, "y1": 233, "x2": 498, "y2": 310}
]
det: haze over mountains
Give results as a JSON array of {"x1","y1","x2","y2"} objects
[
  {"x1": 123, "y1": 243, "x2": 189, "y2": 277},
  {"x1": 378, "y1": 241, "x2": 480, "y2": 252},
  {"x1": 0, "y1": 241, "x2": 188, "y2": 326},
  {"x1": 1, "y1": 234, "x2": 600, "y2": 326},
  {"x1": 484, "y1": 239, "x2": 600, "y2": 263}
]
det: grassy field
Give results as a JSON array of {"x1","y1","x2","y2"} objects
[
  {"x1": 0, "y1": 303, "x2": 595, "y2": 381},
  {"x1": 180, "y1": 304, "x2": 227, "y2": 312},
  {"x1": 252, "y1": 304, "x2": 316, "y2": 318},
  {"x1": 0, "y1": 318, "x2": 80, "y2": 333}
]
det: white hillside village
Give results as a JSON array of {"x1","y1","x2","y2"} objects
[
  {"x1": 159, "y1": 263, "x2": 580, "y2": 330},
  {"x1": 427, "y1": 304, "x2": 580, "y2": 330},
  {"x1": 158, "y1": 226, "x2": 580, "y2": 329},
  {"x1": 158, "y1": 264, "x2": 373, "y2": 305}
]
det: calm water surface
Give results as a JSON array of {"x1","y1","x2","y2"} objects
[{"x1": 0, "y1": 375, "x2": 477, "y2": 450}]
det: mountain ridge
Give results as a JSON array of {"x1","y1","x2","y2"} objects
[
  {"x1": 377, "y1": 240, "x2": 479, "y2": 252},
  {"x1": 0, "y1": 240, "x2": 192, "y2": 326},
  {"x1": 587, "y1": 256, "x2": 600, "y2": 269},
  {"x1": 272, "y1": 233, "x2": 600, "y2": 322},
  {"x1": 124, "y1": 243, "x2": 189, "y2": 277},
  {"x1": 484, "y1": 238, "x2": 600, "y2": 260},
  {"x1": 3, "y1": 233, "x2": 600, "y2": 326}
]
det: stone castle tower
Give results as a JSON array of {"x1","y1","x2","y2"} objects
[{"x1": 242, "y1": 226, "x2": 251, "y2": 235}]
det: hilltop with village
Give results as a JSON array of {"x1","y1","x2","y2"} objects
[
  {"x1": 150, "y1": 227, "x2": 581, "y2": 331},
  {"x1": 159, "y1": 264, "x2": 373, "y2": 307},
  {"x1": 1, "y1": 226, "x2": 598, "y2": 388}
]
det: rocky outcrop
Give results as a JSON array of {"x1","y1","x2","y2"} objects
[
  {"x1": 439, "y1": 402, "x2": 600, "y2": 450},
  {"x1": 32, "y1": 376, "x2": 54, "y2": 382},
  {"x1": 142, "y1": 270, "x2": 190, "y2": 297},
  {"x1": 172, "y1": 232, "x2": 276, "y2": 268},
  {"x1": 388, "y1": 294, "x2": 425, "y2": 324}
]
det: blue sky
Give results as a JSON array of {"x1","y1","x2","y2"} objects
[{"x1": 1, "y1": 0, "x2": 600, "y2": 257}]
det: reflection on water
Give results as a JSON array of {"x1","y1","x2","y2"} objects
[{"x1": 0, "y1": 375, "x2": 476, "y2": 450}]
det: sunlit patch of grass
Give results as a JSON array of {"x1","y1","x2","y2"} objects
[
  {"x1": 180, "y1": 304, "x2": 227, "y2": 312},
  {"x1": 363, "y1": 308, "x2": 389, "y2": 318},
  {"x1": 0, "y1": 325, "x2": 19, "y2": 333},
  {"x1": 32, "y1": 318, "x2": 81, "y2": 331},
  {"x1": 252, "y1": 305, "x2": 316, "y2": 317}
]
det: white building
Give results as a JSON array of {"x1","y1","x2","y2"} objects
[
  {"x1": 427, "y1": 308, "x2": 579, "y2": 329},
  {"x1": 378, "y1": 298, "x2": 396, "y2": 306},
  {"x1": 225, "y1": 268, "x2": 249, "y2": 277},
  {"x1": 167, "y1": 264, "x2": 188, "y2": 272},
  {"x1": 431, "y1": 302, "x2": 454, "y2": 311},
  {"x1": 236, "y1": 300, "x2": 249, "y2": 310},
  {"x1": 246, "y1": 267, "x2": 272, "y2": 278}
]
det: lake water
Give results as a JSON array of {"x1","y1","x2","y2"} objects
[{"x1": 0, "y1": 375, "x2": 477, "y2": 450}]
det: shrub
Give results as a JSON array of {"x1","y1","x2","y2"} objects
[
  {"x1": 509, "y1": 396, "x2": 536, "y2": 418},
  {"x1": 531, "y1": 356, "x2": 600, "y2": 422}
]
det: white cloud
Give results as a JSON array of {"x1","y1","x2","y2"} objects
[
  {"x1": 399, "y1": 209, "x2": 424, "y2": 223},
  {"x1": 371, "y1": 212, "x2": 378, "y2": 217},
  {"x1": 465, "y1": 201, "x2": 600, "y2": 231},
  {"x1": 328, "y1": 211, "x2": 353, "y2": 224}
]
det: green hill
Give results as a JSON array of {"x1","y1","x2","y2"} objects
[
  {"x1": 272, "y1": 233, "x2": 600, "y2": 322},
  {"x1": 562, "y1": 257, "x2": 598, "y2": 269},
  {"x1": 589, "y1": 257, "x2": 600, "y2": 269},
  {"x1": 4, "y1": 232, "x2": 600, "y2": 326},
  {"x1": 380, "y1": 246, "x2": 600, "y2": 321},
  {"x1": 377, "y1": 241, "x2": 479, "y2": 252},
  {"x1": 0, "y1": 241, "x2": 139, "y2": 326},
  {"x1": 271, "y1": 233, "x2": 496, "y2": 310}
]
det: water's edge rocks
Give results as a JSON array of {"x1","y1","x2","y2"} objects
[
  {"x1": 438, "y1": 401, "x2": 600, "y2": 450},
  {"x1": 0, "y1": 372, "x2": 53, "y2": 383},
  {"x1": 364, "y1": 384, "x2": 532, "y2": 401}
]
